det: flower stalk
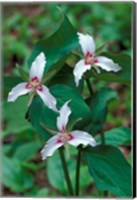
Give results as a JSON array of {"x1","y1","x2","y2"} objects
[
  {"x1": 75, "y1": 145, "x2": 82, "y2": 196},
  {"x1": 59, "y1": 147, "x2": 74, "y2": 196}
]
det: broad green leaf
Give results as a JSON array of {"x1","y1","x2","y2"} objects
[
  {"x1": 28, "y1": 84, "x2": 90, "y2": 140},
  {"x1": 42, "y1": 55, "x2": 68, "y2": 84},
  {"x1": 83, "y1": 145, "x2": 131, "y2": 197},
  {"x1": 1, "y1": 155, "x2": 34, "y2": 193},
  {"x1": 95, "y1": 53, "x2": 131, "y2": 86},
  {"x1": 28, "y1": 15, "x2": 78, "y2": 74},
  {"x1": 85, "y1": 87, "x2": 118, "y2": 135},
  {"x1": 97, "y1": 127, "x2": 131, "y2": 146},
  {"x1": 47, "y1": 64, "x2": 84, "y2": 93},
  {"x1": 3, "y1": 96, "x2": 31, "y2": 137},
  {"x1": 13, "y1": 140, "x2": 41, "y2": 161}
]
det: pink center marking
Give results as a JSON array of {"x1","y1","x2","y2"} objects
[
  {"x1": 85, "y1": 51, "x2": 98, "y2": 65},
  {"x1": 56, "y1": 133, "x2": 74, "y2": 144},
  {"x1": 25, "y1": 76, "x2": 43, "y2": 91}
]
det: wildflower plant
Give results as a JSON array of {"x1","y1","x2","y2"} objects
[{"x1": 5, "y1": 14, "x2": 132, "y2": 197}]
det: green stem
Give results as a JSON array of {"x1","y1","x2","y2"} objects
[
  {"x1": 75, "y1": 146, "x2": 82, "y2": 196},
  {"x1": 85, "y1": 78, "x2": 94, "y2": 96},
  {"x1": 59, "y1": 147, "x2": 74, "y2": 196},
  {"x1": 100, "y1": 130, "x2": 105, "y2": 145}
]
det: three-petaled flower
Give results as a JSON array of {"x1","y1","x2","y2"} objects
[
  {"x1": 73, "y1": 32, "x2": 122, "y2": 86},
  {"x1": 41, "y1": 101, "x2": 97, "y2": 160},
  {"x1": 8, "y1": 52, "x2": 58, "y2": 112}
]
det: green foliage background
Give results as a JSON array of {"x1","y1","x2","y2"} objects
[{"x1": 2, "y1": 2, "x2": 132, "y2": 197}]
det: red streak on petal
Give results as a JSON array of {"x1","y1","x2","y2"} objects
[
  {"x1": 26, "y1": 83, "x2": 32, "y2": 89},
  {"x1": 37, "y1": 84, "x2": 43, "y2": 91},
  {"x1": 94, "y1": 58, "x2": 98, "y2": 63},
  {"x1": 31, "y1": 76, "x2": 39, "y2": 82},
  {"x1": 68, "y1": 134, "x2": 74, "y2": 141},
  {"x1": 62, "y1": 126, "x2": 66, "y2": 133},
  {"x1": 56, "y1": 139, "x2": 63, "y2": 144},
  {"x1": 86, "y1": 51, "x2": 92, "y2": 57}
]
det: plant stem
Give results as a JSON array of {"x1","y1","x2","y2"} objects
[
  {"x1": 75, "y1": 146, "x2": 82, "y2": 196},
  {"x1": 85, "y1": 78, "x2": 94, "y2": 96},
  {"x1": 59, "y1": 147, "x2": 74, "y2": 196},
  {"x1": 100, "y1": 130, "x2": 105, "y2": 145}
]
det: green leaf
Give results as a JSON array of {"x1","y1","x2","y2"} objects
[
  {"x1": 85, "y1": 87, "x2": 118, "y2": 135},
  {"x1": 42, "y1": 55, "x2": 68, "y2": 84},
  {"x1": 13, "y1": 140, "x2": 41, "y2": 161},
  {"x1": 3, "y1": 96, "x2": 31, "y2": 137},
  {"x1": 83, "y1": 145, "x2": 132, "y2": 197},
  {"x1": 1, "y1": 155, "x2": 34, "y2": 192},
  {"x1": 95, "y1": 53, "x2": 131, "y2": 86},
  {"x1": 97, "y1": 127, "x2": 131, "y2": 146},
  {"x1": 47, "y1": 64, "x2": 84, "y2": 93},
  {"x1": 28, "y1": 15, "x2": 78, "y2": 74},
  {"x1": 28, "y1": 84, "x2": 90, "y2": 140}
]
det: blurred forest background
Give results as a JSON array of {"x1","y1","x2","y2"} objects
[{"x1": 2, "y1": 2, "x2": 132, "y2": 197}]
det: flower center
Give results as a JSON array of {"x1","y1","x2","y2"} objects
[
  {"x1": 26, "y1": 77, "x2": 43, "y2": 91},
  {"x1": 85, "y1": 52, "x2": 98, "y2": 65},
  {"x1": 57, "y1": 132, "x2": 73, "y2": 143}
]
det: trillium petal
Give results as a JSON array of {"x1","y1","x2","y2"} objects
[
  {"x1": 36, "y1": 85, "x2": 58, "y2": 112},
  {"x1": 68, "y1": 130, "x2": 97, "y2": 147},
  {"x1": 41, "y1": 134, "x2": 64, "y2": 160},
  {"x1": 95, "y1": 56, "x2": 122, "y2": 72},
  {"x1": 73, "y1": 59, "x2": 91, "y2": 86},
  {"x1": 77, "y1": 32, "x2": 96, "y2": 56},
  {"x1": 8, "y1": 83, "x2": 32, "y2": 102},
  {"x1": 57, "y1": 101, "x2": 71, "y2": 132},
  {"x1": 29, "y1": 52, "x2": 46, "y2": 81}
]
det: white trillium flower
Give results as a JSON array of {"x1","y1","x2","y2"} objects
[
  {"x1": 41, "y1": 101, "x2": 97, "y2": 160},
  {"x1": 73, "y1": 32, "x2": 122, "y2": 86},
  {"x1": 8, "y1": 52, "x2": 58, "y2": 112}
]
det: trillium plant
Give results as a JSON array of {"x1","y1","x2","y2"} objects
[{"x1": 7, "y1": 15, "x2": 132, "y2": 197}]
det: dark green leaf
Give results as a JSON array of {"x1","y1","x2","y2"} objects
[
  {"x1": 83, "y1": 145, "x2": 131, "y2": 197},
  {"x1": 85, "y1": 87, "x2": 118, "y2": 135},
  {"x1": 47, "y1": 64, "x2": 84, "y2": 93},
  {"x1": 28, "y1": 15, "x2": 78, "y2": 74},
  {"x1": 97, "y1": 127, "x2": 131, "y2": 146}
]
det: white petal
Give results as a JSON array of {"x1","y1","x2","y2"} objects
[
  {"x1": 36, "y1": 85, "x2": 58, "y2": 112},
  {"x1": 77, "y1": 32, "x2": 96, "y2": 56},
  {"x1": 41, "y1": 134, "x2": 64, "y2": 160},
  {"x1": 29, "y1": 52, "x2": 46, "y2": 81},
  {"x1": 57, "y1": 101, "x2": 71, "y2": 132},
  {"x1": 68, "y1": 130, "x2": 97, "y2": 147},
  {"x1": 8, "y1": 83, "x2": 32, "y2": 102},
  {"x1": 73, "y1": 59, "x2": 91, "y2": 86},
  {"x1": 95, "y1": 56, "x2": 122, "y2": 72}
]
